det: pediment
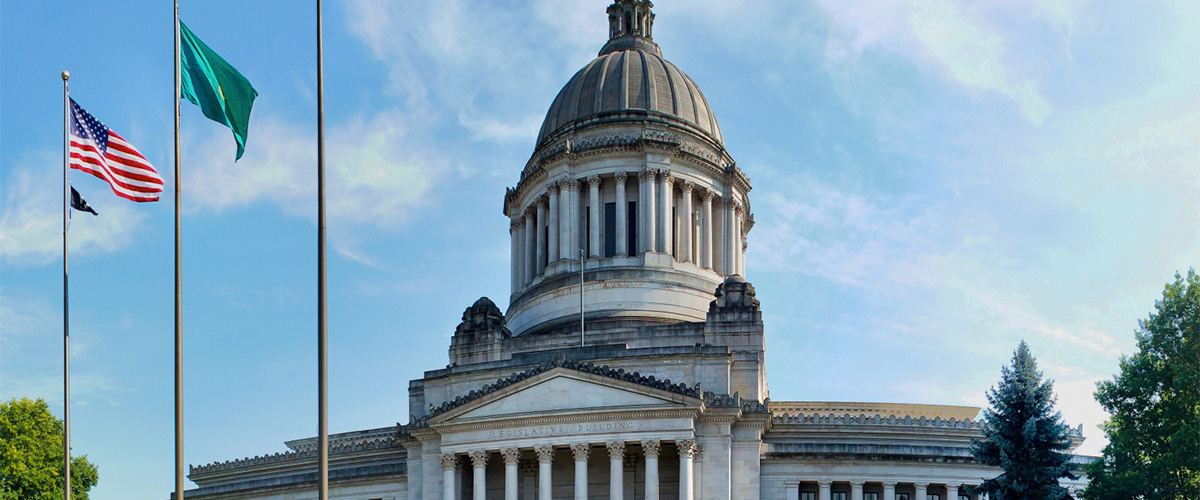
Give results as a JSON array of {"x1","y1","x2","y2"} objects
[{"x1": 431, "y1": 368, "x2": 698, "y2": 425}]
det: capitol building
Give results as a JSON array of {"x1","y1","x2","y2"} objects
[{"x1": 183, "y1": 2, "x2": 1090, "y2": 500}]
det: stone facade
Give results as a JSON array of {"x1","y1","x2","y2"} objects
[{"x1": 181, "y1": 2, "x2": 1092, "y2": 500}]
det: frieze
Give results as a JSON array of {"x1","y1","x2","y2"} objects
[
  {"x1": 406, "y1": 359, "x2": 704, "y2": 430},
  {"x1": 190, "y1": 436, "x2": 399, "y2": 476},
  {"x1": 770, "y1": 412, "x2": 1079, "y2": 434},
  {"x1": 484, "y1": 421, "x2": 638, "y2": 439}
]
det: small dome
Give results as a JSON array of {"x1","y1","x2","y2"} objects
[{"x1": 535, "y1": 30, "x2": 723, "y2": 150}]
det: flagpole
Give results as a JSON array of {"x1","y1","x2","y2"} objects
[
  {"x1": 173, "y1": 2, "x2": 185, "y2": 500},
  {"x1": 316, "y1": 0, "x2": 329, "y2": 499},
  {"x1": 62, "y1": 69, "x2": 72, "y2": 500}
]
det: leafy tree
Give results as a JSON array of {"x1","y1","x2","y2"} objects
[
  {"x1": 0, "y1": 398, "x2": 98, "y2": 500},
  {"x1": 1084, "y1": 270, "x2": 1200, "y2": 500},
  {"x1": 971, "y1": 341, "x2": 1076, "y2": 499}
]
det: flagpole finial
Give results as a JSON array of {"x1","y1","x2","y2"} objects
[{"x1": 62, "y1": 71, "x2": 69, "y2": 81}]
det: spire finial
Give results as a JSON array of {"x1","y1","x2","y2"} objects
[{"x1": 600, "y1": 1, "x2": 661, "y2": 56}]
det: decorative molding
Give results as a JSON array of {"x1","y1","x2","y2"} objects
[
  {"x1": 501, "y1": 448, "x2": 520, "y2": 465},
  {"x1": 642, "y1": 440, "x2": 661, "y2": 458},
  {"x1": 442, "y1": 453, "x2": 460, "y2": 471},
  {"x1": 469, "y1": 449, "x2": 489, "y2": 468},
  {"x1": 410, "y1": 359, "x2": 704, "y2": 427},
  {"x1": 614, "y1": 171, "x2": 628, "y2": 183},
  {"x1": 605, "y1": 441, "x2": 626, "y2": 460},
  {"x1": 770, "y1": 412, "x2": 1014, "y2": 433},
  {"x1": 190, "y1": 435, "x2": 398, "y2": 476},
  {"x1": 681, "y1": 180, "x2": 694, "y2": 193},
  {"x1": 563, "y1": 179, "x2": 581, "y2": 191},
  {"x1": 586, "y1": 175, "x2": 601, "y2": 186},
  {"x1": 571, "y1": 443, "x2": 591, "y2": 461},
  {"x1": 693, "y1": 443, "x2": 703, "y2": 461},
  {"x1": 677, "y1": 439, "x2": 696, "y2": 458},
  {"x1": 547, "y1": 182, "x2": 560, "y2": 193},
  {"x1": 535, "y1": 445, "x2": 555, "y2": 462}
]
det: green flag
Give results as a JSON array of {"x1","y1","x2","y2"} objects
[{"x1": 179, "y1": 20, "x2": 258, "y2": 161}]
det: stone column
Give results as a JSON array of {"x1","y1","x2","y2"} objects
[
  {"x1": 615, "y1": 172, "x2": 628, "y2": 256},
  {"x1": 642, "y1": 440, "x2": 660, "y2": 500},
  {"x1": 642, "y1": 170, "x2": 656, "y2": 254},
  {"x1": 502, "y1": 448, "x2": 520, "y2": 500},
  {"x1": 510, "y1": 218, "x2": 520, "y2": 291},
  {"x1": 525, "y1": 209, "x2": 537, "y2": 282},
  {"x1": 883, "y1": 482, "x2": 896, "y2": 500},
  {"x1": 946, "y1": 485, "x2": 958, "y2": 500},
  {"x1": 732, "y1": 202, "x2": 743, "y2": 276},
  {"x1": 442, "y1": 454, "x2": 459, "y2": 500},
  {"x1": 547, "y1": 185, "x2": 560, "y2": 264},
  {"x1": 659, "y1": 171, "x2": 673, "y2": 255},
  {"x1": 817, "y1": 480, "x2": 832, "y2": 500},
  {"x1": 470, "y1": 450, "x2": 488, "y2": 500},
  {"x1": 588, "y1": 176, "x2": 601, "y2": 259},
  {"x1": 535, "y1": 445, "x2": 553, "y2": 500},
  {"x1": 681, "y1": 182, "x2": 694, "y2": 264},
  {"x1": 571, "y1": 443, "x2": 590, "y2": 500},
  {"x1": 724, "y1": 198, "x2": 736, "y2": 274},
  {"x1": 702, "y1": 191, "x2": 714, "y2": 269},
  {"x1": 915, "y1": 484, "x2": 927, "y2": 500},
  {"x1": 677, "y1": 439, "x2": 695, "y2": 500},
  {"x1": 850, "y1": 481, "x2": 864, "y2": 500},
  {"x1": 606, "y1": 442, "x2": 625, "y2": 500},
  {"x1": 565, "y1": 179, "x2": 580, "y2": 260},
  {"x1": 691, "y1": 443, "x2": 702, "y2": 500}
]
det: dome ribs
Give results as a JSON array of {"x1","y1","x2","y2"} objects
[
  {"x1": 600, "y1": 51, "x2": 625, "y2": 112},
  {"x1": 645, "y1": 52, "x2": 672, "y2": 115},
  {"x1": 575, "y1": 57, "x2": 605, "y2": 125},
  {"x1": 627, "y1": 50, "x2": 648, "y2": 110},
  {"x1": 663, "y1": 60, "x2": 696, "y2": 126}
]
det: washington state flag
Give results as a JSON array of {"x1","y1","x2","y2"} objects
[{"x1": 179, "y1": 20, "x2": 258, "y2": 161}]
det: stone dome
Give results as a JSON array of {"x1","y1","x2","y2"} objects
[{"x1": 534, "y1": 19, "x2": 723, "y2": 150}]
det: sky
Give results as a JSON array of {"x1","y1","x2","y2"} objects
[{"x1": 1, "y1": 0, "x2": 1197, "y2": 499}]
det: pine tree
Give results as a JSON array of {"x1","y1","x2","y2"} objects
[
  {"x1": 1083, "y1": 270, "x2": 1200, "y2": 500},
  {"x1": 971, "y1": 341, "x2": 1075, "y2": 500}
]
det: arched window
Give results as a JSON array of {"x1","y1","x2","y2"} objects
[{"x1": 625, "y1": 12, "x2": 633, "y2": 35}]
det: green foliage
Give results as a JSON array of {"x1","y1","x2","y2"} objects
[
  {"x1": 971, "y1": 341, "x2": 1076, "y2": 500},
  {"x1": 1084, "y1": 270, "x2": 1200, "y2": 500},
  {"x1": 0, "y1": 398, "x2": 99, "y2": 500}
]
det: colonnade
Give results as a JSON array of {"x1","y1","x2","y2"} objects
[
  {"x1": 510, "y1": 169, "x2": 746, "y2": 292},
  {"x1": 790, "y1": 481, "x2": 982, "y2": 500},
  {"x1": 441, "y1": 439, "x2": 696, "y2": 500}
]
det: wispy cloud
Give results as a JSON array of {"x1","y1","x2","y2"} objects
[{"x1": 0, "y1": 152, "x2": 150, "y2": 266}]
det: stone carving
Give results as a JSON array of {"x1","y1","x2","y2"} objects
[
  {"x1": 605, "y1": 441, "x2": 626, "y2": 459},
  {"x1": 547, "y1": 182, "x2": 560, "y2": 194},
  {"x1": 534, "y1": 445, "x2": 555, "y2": 462},
  {"x1": 681, "y1": 180, "x2": 694, "y2": 193},
  {"x1": 571, "y1": 443, "x2": 591, "y2": 461},
  {"x1": 501, "y1": 448, "x2": 520, "y2": 465},
  {"x1": 766, "y1": 412, "x2": 1031, "y2": 434},
  {"x1": 586, "y1": 175, "x2": 601, "y2": 187},
  {"x1": 677, "y1": 439, "x2": 696, "y2": 457},
  {"x1": 469, "y1": 449, "x2": 489, "y2": 468},
  {"x1": 614, "y1": 171, "x2": 628, "y2": 183},
  {"x1": 191, "y1": 436, "x2": 398, "y2": 475},
  {"x1": 693, "y1": 443, "x2": 704, "y2": 461},
  {"x1": 709, "y1": 275, "x2": 760, "y2": 312},
  {"x1": 454, "y1": 297, "x2": 509, "y2": 337},
  {"x1": 414, "y1": 359, "x2": 705, "y2": 426},
  {"x1": 642, "y1": 440, "x2": 661, "y2": 457},
  {"x1": 442, "y1": 453, "x2": 460, "y2": 471}
]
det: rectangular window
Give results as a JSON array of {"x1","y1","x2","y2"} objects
[
  {"x1": 865, "y1": 494, "x2": 879, "y2": 500},
  {"x1": 627, "y1": 202, "x2": 638, "y2": 255},
  {"x1": 930, "y1": 495, "x2": 941, "y2": 500},
  {"x1": 800, "y1": 494, "x2": 815, "y2": 500},
  {"x1": 833, "y1": 493, "x2": 847, "y2": 500},
  {"x1": 672, "y1": 206, "x2": 678, "y2": 257},
  {"x1": 585, "y1": 207, "x2": 591, "y2": 256},
  {"x1": 604, "y1": 202, "x2": 616, "y2": 258},
  {"x1": 896, "y1": 495, "x2": 909, "y2": 500},
  {"x1": 960, "y1": 496, "x2": 971, "y2": 500}
]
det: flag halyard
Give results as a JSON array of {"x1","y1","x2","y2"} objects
[{"x1": 69, "y1": 98, "x2": 163, "y2": 202}]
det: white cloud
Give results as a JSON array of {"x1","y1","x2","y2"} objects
[
  {"x1": 182, "y1": 109, "x2": 445, "y2": 229},
  {"x1": 817, "y1": 0, "x2": 1059, "y2": 123},
  {"x1": 0, "y1": 152, "x2": 150, "y2": 266}
]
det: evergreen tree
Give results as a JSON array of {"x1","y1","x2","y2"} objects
[
  {"x1": 971, "y1": 341, "x2": 1075, "y2": 500},
  {"x1": 1083, "y1": 271, "x2": 1200, "y2": 500}
]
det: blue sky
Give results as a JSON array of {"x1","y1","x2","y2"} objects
[{"x1": 1, "y1": 0, "x2": 1197, "y2": 498}]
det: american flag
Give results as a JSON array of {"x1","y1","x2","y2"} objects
[{"x1": 69, "y1": 98, "x2": 163, "y2": 202}]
